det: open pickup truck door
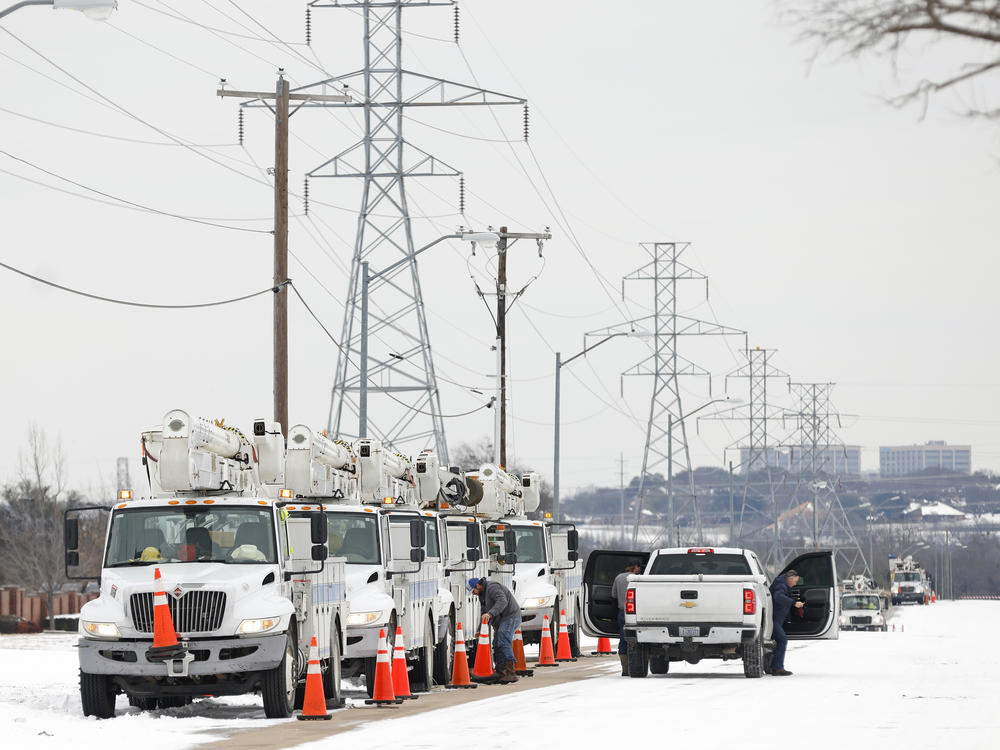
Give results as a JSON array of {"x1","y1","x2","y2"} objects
[
  {"x1": 780, "y1": 551, "x2": 840, "y2": 640},
  {"x1": 581, "y1": 549, "x2": 649, "y2": 638}
]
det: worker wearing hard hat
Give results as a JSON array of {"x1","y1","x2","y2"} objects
[{"x1": 469, "y1": 577, "x2": 521, "y2": 684}]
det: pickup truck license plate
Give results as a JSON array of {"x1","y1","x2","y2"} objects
[{"x1": 679, "y1": 626, "x2": 700, "y2": 637}]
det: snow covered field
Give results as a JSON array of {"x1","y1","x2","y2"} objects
[{"x1": 1, "y1": 602, "x2": 997, "y2": 749}]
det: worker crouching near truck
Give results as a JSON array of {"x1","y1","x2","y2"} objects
[{"x1": 469, "y1": 577, "x2": 521, "y2": 684}]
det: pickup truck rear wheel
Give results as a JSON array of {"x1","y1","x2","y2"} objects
[
  {"x1": 261, "y1": 631, "x2": 297, "y2": 718},
  {"x1": 743, "y1": 634, "x2": 764, "y2": 678},
  {"x1": 648, "y1": 653, "x2": 670, "y2": 674},
  {"x1": 626, "y1": 644, "x2": 648, "y2": 678},
  {"x1": 80, "y1": 670, "x2": 116, "y2": 719}
]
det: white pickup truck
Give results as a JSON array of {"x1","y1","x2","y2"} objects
[{"x1": 581, "y1": 547, "x2": 840, "y2": 678}]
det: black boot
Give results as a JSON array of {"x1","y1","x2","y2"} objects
[{"x1": 619, "y1": 654, "x2": 628, "y2": 676}]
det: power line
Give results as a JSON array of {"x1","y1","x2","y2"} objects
[
  {"x1": 0, "y1": 260, "x2": 282, "y2": 309},
  {"x1": 0, "y1": 150, "x2": 272, "y2": 234}
]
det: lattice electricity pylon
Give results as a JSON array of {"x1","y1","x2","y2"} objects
[
  {"x1": 775, "y1": 382, "x2": 870, "y2": 577},
  {"x1": 589, "y1": 242, "x2": 745, "y2": 548},
  {"x1": 298, "y1": 0, "x2": 525, "y2": 461},
  {"x1": 698, "y1": 347, "x2": 790, "y2": 544}
]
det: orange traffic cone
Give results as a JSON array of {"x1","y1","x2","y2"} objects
[
  {"x1": 147, "y1": 567, "x2": 185, "y2": 662},
  {"x1": 471, "y1": 616, "x2": 495, "y2": 680},
  {"x1": 932, "y1": 590, "x2": 936, "y2": 603},
  {"x1": 446, "y1": 621, "x2": 477, "y2": 689},
  {"x1": 512, "y1": 627, "x2": 533, "y2": 676},
  {"x1": 364, "y1": 629, "x2": 403, "y2": 705},
  {"x1": 535, "y1": 614, "x2": 558, "y2": 667},
  {"x1": 555, "y1": 609, "x2": 576, "y2": 662},
  {"x1": 592, "y1": 637, "x2": 613, "y2": 656},
  {"x1": 297, "y1": 636, "x2": 332, "y2": 720},
  {"x1": 391, "y1": 626, "x2": 416, "y2": 699}
]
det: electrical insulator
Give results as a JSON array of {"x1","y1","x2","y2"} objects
[
  {"x1": 523, "y1": 103, "x2": 529, "y2": 142},
  {"x1": 454, "y1": 4, "x2": 460, "y2": 43},
  {"x1": 458, "y1": 175, "x2": 465, "y2": 215},
  {"x1": 238, "y1": 108, "x2": 244, "y2": 146},
  {"x1": 304, "y1": 176, "x2": 310, "y2": 215},
  {"x1": 306, "y1": 7, "x2": 312, "y2": 46}
]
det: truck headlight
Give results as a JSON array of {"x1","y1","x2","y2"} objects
[
  {"x1": 347, "y1": 610, "x2": 384, "y2": 626},
  {"x1": 237, "y1": 617, "x2": 281, "y2": 635},
  {"x1": 523, "y1": 596, "x2": 553, "y2": 608},
  {"x1": 81, "y1": 621, "x2": 120, "y2": 639}
]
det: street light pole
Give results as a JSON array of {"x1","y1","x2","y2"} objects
[{"x1": 1, "y1": 0, "x2": 116, "y2": 19}]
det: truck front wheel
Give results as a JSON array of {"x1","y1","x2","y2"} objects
[
  {"x1": 743, "y1": 634, "x2": 764, "y2": 678},
  {"x1": 627, "y1": 644, "x2": 648, "y2": 678},
  {"x1": 323, "y1": 624, "x2": 344, "y2": 709},
  {"x1": 261, "y1": 631, "x2": 297, "y2": 719},
  {"x1": 80, "y1": 670, "x2": 116, "y2": 719}
]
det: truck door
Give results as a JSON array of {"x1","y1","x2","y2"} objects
[
  {"x1": 581, "y1": 550, "x2": 649, "y2": 638},
  {"x1": 779, "y1": 551, "x2": 839, "y2": 640}
]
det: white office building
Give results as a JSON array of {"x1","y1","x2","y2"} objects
[{"x1": 879, "y1": 441, "x2": 971, "y2": 477}]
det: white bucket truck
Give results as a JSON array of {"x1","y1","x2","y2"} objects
[
  {"x1": 444, "y1": 464, "x2": 582, "y2": 652},
  {"x1": 66, "y1": 411, "x2": 346, "y2": 719},
  {"x1": 283, "y1": 428, "x2": 456, "y2": 694}
]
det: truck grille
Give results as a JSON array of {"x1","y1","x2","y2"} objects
[
  {"x1": 901, "y1": 586, "x2": 915, "y2": 593},
  {"x1": 130, "y1": 591, "x2": 226, "y2": 634},
  {"x1": 850, "y1": 616, "x2": 872, "y2": 625}
]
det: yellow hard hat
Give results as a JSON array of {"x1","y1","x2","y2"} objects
[{"x1": 140, "y1": 546, "x2": 162, "y2": 562}]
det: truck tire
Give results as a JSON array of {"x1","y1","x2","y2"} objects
[
  {"x1": 549, "y1": 601, "x2": 560, "y2": 646},
  {"x1": 568, "y1": 604, "x2": 582, "y2": 658},
  {"x1": 262, "y1": 631, "x2": 297, "y2": 719},
  {"x1": 157, "y1": 696, "x2": 189, "y2": 709},
  {"x1": 127, "y1": 694, "x2": 157, "y2": 711},
  {"x1": 433, "y1": 612, "x2": 455, "y2": 686},
  {"x1": 648, "y1": 653, "x2": 670, "y2": 674},
  {"x1": 743, "y1": 634, "x2": 764, "y2": 678},
  {"x1": 323, "y1": 624, "x2": 344, "y2": 709},
  {"x1": 627, "y1": 644, "x2": 648, "y2": 678},
  {"x1": 80, "y1": 670, "x2": 116, "y2": 719},
  {"x1": 410, "y1": 618, "x2": 434, "y2": 692}
]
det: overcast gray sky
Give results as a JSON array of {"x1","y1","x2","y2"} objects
[{"x1": 1, "y1": 1, "x2": 998, "y2": 498}]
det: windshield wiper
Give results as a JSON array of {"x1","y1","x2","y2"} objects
[{"x1": 107, "y1": 560, "x2": 156, "y2": 567}]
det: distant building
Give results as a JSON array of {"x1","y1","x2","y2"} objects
[
  {"x1": 879, "y1": 441, "x2": 971, "y2": 477},
  {"x1": 739, "y1": 445, "x2": 861, "y2": 477}
]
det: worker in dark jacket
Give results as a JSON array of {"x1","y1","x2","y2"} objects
[
  {"x1": 611, "y1": 562, "x2": 643, "y2": 675},
  {"x1": 469, "y1": 577, "x2": 522, "y2": 684},
  {"x1": 769, "y1": 569, "x2": 804, "y2": 676}
]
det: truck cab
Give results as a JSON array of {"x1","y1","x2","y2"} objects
[
  {"x1": 839, "y1": 591, "x2": 888, "y2": 631},
  {"x1": 68, "y1": 411, "x2": 345, "y2": 720}
]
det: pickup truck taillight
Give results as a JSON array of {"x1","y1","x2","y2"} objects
[
  {"x1": 743, "y1": 588, "x2": 756, "y2": 615},
  {"x1": 625, "y1": 588, "x2": 636, "y2": 615}
]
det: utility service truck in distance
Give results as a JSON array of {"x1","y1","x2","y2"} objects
[
  {"x1": 889, "y1": 555, "x2": 930, "y2": 605},
  {"x1": 581, "y1": 547, "x2": 840, "y2": 678},
  {"x1": 66, "y1": 411, "x2": 346, "y2": 719},
  {"x1": 283, "y1": 427, "x2": 459, "y2": 695}
]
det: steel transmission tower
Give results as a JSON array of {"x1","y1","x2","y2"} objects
[
  {"x1": 305, "y1": 0, "x2": 524, "y2": 460},
  {"x1": 589, "y1": 242, "x2": 744, "y2": 548},
  {"x1": 779, "y1": 382, "x2": 869, "y2": 576}
]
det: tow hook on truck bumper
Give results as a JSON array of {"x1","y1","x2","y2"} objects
[{"x1": 78, "y1": 632, "x2": 287, "y2": 677}]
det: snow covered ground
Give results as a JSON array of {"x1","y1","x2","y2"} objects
[{"x1": 1, "y1": 602, "x2": 997, "y2": 749}]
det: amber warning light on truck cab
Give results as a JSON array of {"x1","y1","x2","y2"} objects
[
  {"x1": 625, "y1": 588, "x2": 636, "y2": 615},
  {"x1": 117, "y1": 490, "x2": 132, "y2": 500}
]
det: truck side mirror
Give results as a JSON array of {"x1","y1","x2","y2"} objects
[
  {"x1": 410, "y1": 548, "x2": 426, "y2": 563},
  {"x1": 65, "y1": 550, "x2": 80, "y2": 567},
  {"x1": 568, "y1": 550, "x2": 579, "y2": 562},
  {"x1": 310, "y1": 512, "x2": 328, "y2": 545},
  {"x1": 65, "y1": 518, "x2": 79, "y2": 551},
  {"x1": 467, "y1": 548, "x2": 481, "y2": 563},
  {"x1": 503, "y1": 528, "x2": 517, "y2": 553},
  {"x1": 311, "y1": 544, "x2": 328, "y2": 561},
  {"x1": 566, "y1": 529, "x2": 579, "y2": 551},
  {"x1": 466, "y1": 523, "x2": 479, "y2": 549},
  {"x1": 410, "y1": 519, "x2": 427, "y2": 548},
  {"x1": 505, "y1": 552, "x2": 518, "y2": 565}
]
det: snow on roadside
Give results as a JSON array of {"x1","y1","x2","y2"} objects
[
  {"x1": 293, "y1": 601, "x2": 1000, "y2": 750},
  {"x1": 0, "y1": 632, "x2": 286, "y2": 749}
]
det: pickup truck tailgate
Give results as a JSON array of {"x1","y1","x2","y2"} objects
[{"x1": 632, "y1": 576, "x2": 754, "y2": 623}]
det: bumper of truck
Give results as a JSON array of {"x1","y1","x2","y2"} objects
[
  {"x1": 631, "y1": 624, "x2": 755, "y2": 646},
  {"x1": 78, "y1": 632, "x2": 287, "y2": 677},
  {"x1": 343, "y1": 624, "x2": 384, "y2": 659}
]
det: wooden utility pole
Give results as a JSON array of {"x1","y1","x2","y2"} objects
[{"x1": 217, "y1": 72, "x2": 350, "y2": 436}]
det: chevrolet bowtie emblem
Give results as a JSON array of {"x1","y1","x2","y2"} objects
[{"x1": 680, "y1": 601, "x2": 697, "y2": 608}]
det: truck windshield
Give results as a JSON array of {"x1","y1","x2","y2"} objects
[
  {"x1": 106, "y1": 506, "x2": 277, "y2": 566},
  {"x1": 895, "y1": 572, "x2": 921, "y2": 582},
  {"x1": 512, "y1": 527, "x2": 546, "y2": 564},
  {"x1": 327, "y1": 513, "x2": 380, "y2": 564},
  {"x1": 648, "y1": 553, "x2": 751, "y2": 576},
  {"x1": 842, "y1": 595, "x2": 880, "y2": 610}
]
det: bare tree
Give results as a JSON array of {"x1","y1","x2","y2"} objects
[
  {"x1": 0, "y1": 425, "x2": 73, "y2": 628},
  {"x1": 788, "y1": 1, "x2": 1000, "y2": 117}
]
